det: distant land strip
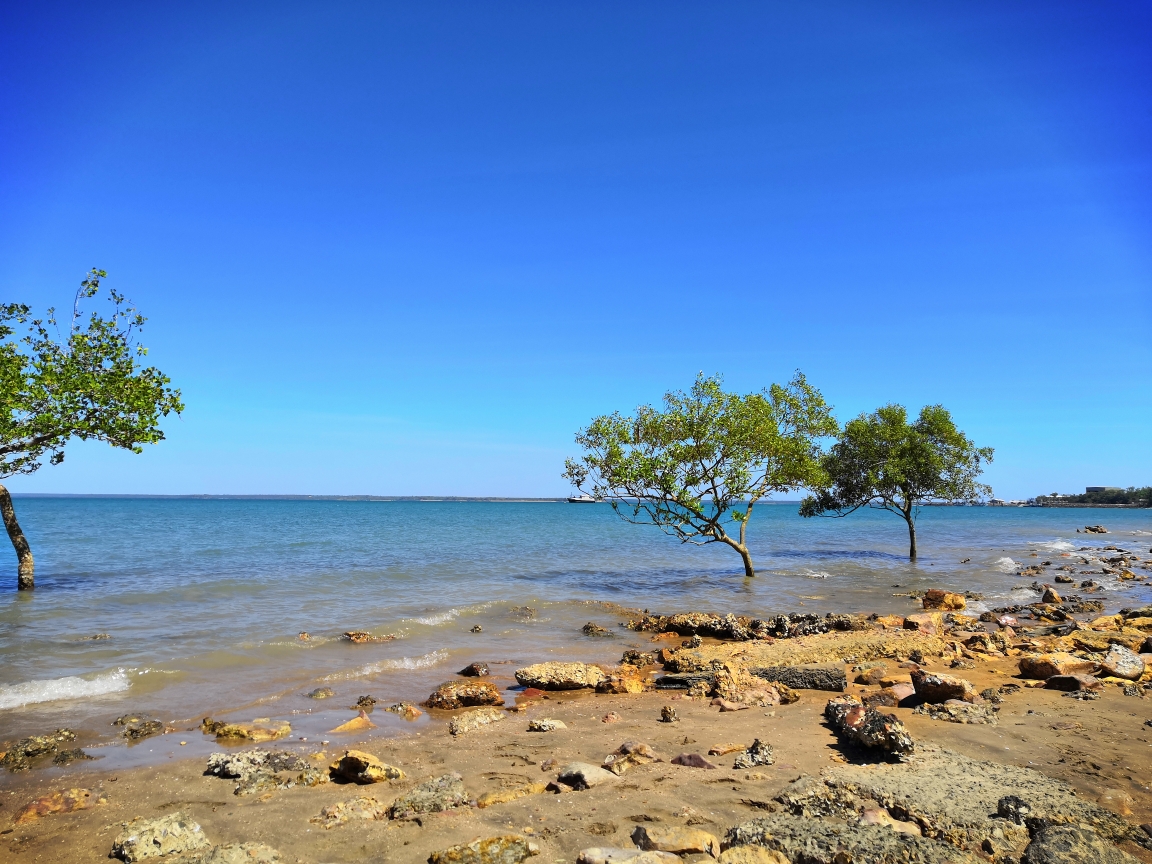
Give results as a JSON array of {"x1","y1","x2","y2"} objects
[{"x1": 10, "y1": 493, "x2": 808, "y2": 504}]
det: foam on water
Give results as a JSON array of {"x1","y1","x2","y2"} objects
[
  {"x1": 993, "y1": 557, "x2": 1019, "y2": 572},
  {"x1": 1030, "y1": 539, "x2": 1076, "y2": 552},
  {"x1": 411, "y1": 609, "x2": 460, "y2": 626},
  {"x1": 0, "y1": 669, "x2": 130, "y2": 710},
  {"x1": 322, "y1": 649, "x2": 449, "y2": 682}
]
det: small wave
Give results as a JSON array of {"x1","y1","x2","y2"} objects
[
  {"x1": 1031, "y1": 539, "x2": 1075, "y2": 552},
  {"x1": 993, "y1": 557, "x2": 1019, "y2": 573},
  {"x1": 411, "y1": 609, "x2": 460, "y2": 626},
  {"x1": 0, "y1": 669, "x2": 130, "y2": 710},
  {"x1": 801, "y1": 570, "x2": 831, "y2": 579},
  {"x1": 321, "y1": 649, "x2": 448, "y2": 682}
]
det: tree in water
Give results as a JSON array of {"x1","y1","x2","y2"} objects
[
  {"x1": 0, "y1": 270, "x2": 183, "y2": 589},
  {"x1": 800, "y1": 404, "x2": 993, "y2": 560},
  {"x1": 563, "y1": 372, "x2": 837, "y2": 578}
]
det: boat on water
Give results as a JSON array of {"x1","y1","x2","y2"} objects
[{"x1": 566, "y1": 494, "x2": 597, "y2": 503}]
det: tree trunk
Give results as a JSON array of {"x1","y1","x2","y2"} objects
[
  {"x1": 906, "y1": 515, "x2": 917, "y2": 561},
  {"x1": 0, "y1": 484, "x2": 34, "y2": 590},
  {"x1": 737, "y1": 544, "x2": 756, "y2": 578}
]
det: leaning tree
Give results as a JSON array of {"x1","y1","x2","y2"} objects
[
  {"x1": 0, "y1": 269, "x2": 183, "y2": 589},
  {"x1": 563, "y1": 372, "x2": 837, "y2": 578},
  {"x1": 800, "y1": 403, "x2": 993, "y2": 560}
]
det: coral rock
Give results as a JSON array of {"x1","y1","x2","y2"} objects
[
  {"x1": 328, "y1": 750, "x2": 403, "y2": 784},
  {"x1": 514, "y1": 662, "x2": 607, "y2": 690},
  {"x1": 631, "y1": 824, "x2": 720, "y2": 857},
  {"x1": 922, "y1": 590, "x2": 966, "y2": 611},
  {"x1": 111, "y1": 812, "x2": 210, "y2": 862},
  {"x1": 430, "y1": 835, "x2": 540, "y2": 864},
  {"x1": 426, "y1": 679, "x2": 504, "y2": 710}
]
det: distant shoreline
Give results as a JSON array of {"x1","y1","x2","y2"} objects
[
  {"x1": 7, "y1": 494, "x2": 1148, "y2": 508},
  {"x1": 10, "y1": 493, "x2": 815, "y2": 503}
]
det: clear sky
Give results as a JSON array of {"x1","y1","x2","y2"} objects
[{"x1": 1, "y1": 2, "x2": 1149, "y2": 499}]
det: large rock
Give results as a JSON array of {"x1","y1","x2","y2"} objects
[
  {"x1": 904, "y1": 613, "x2": 944, "y2": 636},
  {"x1": 752, "y1": 662, "x2": 846, "y2": 692},
  {"x1": 1023, "y1": 825, "x2": 1141, "y2": 864},
  {"x1": 1, "y1": 728, "x2": 77, "y2": 771},
  {"x1": 449, "y1": 707, "x2": 505, "y2": 736},
  {"x1": 111, "y1": 813, "x2": 211, "y2": 862},
  {"x1": 824, "y1": 695, "x2": 915, "y2": 755},
  {"x1": 514, "y1": 662, "x2": 607, "y2": 690},
  {"x1": 388, "y1": 773, "x2": 468, "y2": 819},
  {"x1": 328, "y1": 750, "x2": 404, "y2": 784},
  {"x1": 1045, "y1": 674, "x2": 1102, "y2": 692},
  {"x1": 426, "y1": 680, "x2": 504, "y2": 709},
  {"x1": 773, "y1": 744, "x2": 1147, "y2": 855},
  {"x1": 429, "y1": 835, "x2": 540, "y2": 864},
  {"x1": 1099, "y1": 645, "x2": 1146, "y2": 680},
  {"x1": 726, "y1": 813, "x2": 982, "y2": 863},
  {"x1": 1061, "y1": 630, "x2": 1148, "y2": 654},
  {"x1": 209, "y1": 720, "x2": 291, "y2": 742},
  {"x1": 733, "y1": 739, "x2": 775, "y2": 769},
  {"x1": 205, "y1": 749, "x2": 306, "y2": 781},
  {"x1": 631, "y1": 824, "x2": 720, "y2": 857},
  {"x1": 665, "y1": 629, "x2": 948, "y2": 673},
  {"x1": 527, "y1": 718, "x2": 567, "y2": 732},
  {"x1": 910, "y1": 670, "x2": 978, "y2": 704},
  {"x1": 922, "y1": 590, "x2": 966, "y2": 611},
  {"x1": 556, "y1": 762, "x2": 617, "y2": 790},
  {"x1": 1019, "y1": 653, "x2": 1098, "y2": 680},
  {"x1": 596, "y1": 668, "x2": 646, "y2": 694}
]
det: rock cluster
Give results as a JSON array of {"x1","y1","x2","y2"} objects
[
  {"x1": 1, "y1": 728, "x2": 76, "y2": 772},
  {"x1": 774, "y1": 744, "x2": 1149, "y2": 855}
]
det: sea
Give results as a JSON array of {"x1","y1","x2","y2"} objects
[{"x1": 0, "y1": 497, "x2": 1149, "y2": 770}]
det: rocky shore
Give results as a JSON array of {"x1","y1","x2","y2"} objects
[{"x1": 3, "y1": 587, "x2": 1152, "y2": 864}]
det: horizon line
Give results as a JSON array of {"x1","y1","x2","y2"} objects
[{"x1": 9, "y1": 493, "x2": 808, "y2": 503}]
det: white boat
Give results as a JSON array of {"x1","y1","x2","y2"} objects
[{"x1": 566, "y1": 494, "x2": 597, "y2": 503}]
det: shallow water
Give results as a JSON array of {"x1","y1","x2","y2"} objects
[{"x1": 0, "y1": 497, "x2": 1149, "y2": 767}]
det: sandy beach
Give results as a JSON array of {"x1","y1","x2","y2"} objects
[{"x1": 4, "y1": 597, "x2": 1152, "y2": 864}]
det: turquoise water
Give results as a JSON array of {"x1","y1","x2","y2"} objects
[{"x1": 0, "y1": 497, "x2": 1149, "y2": 767}]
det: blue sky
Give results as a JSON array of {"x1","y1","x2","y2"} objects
[{"x1": 1, "y1": 2, "x2": 1149, "y2": 498}]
